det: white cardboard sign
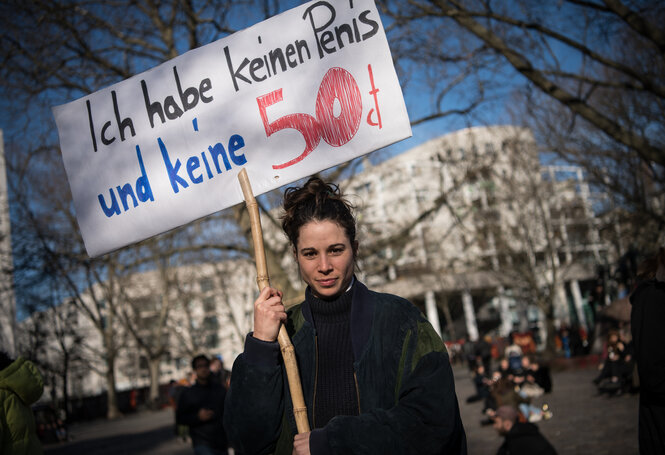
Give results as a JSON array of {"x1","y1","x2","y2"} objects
[{"x1": 53, "y1": 0, "x2": 411, "y2": 257}]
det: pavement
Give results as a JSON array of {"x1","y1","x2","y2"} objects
[
  {"x1": 456, "y1": 361, "x2": 639, "y2": 455},
  {"x1": 44, "y1": 358, "x2": 639, "y2": 454}
]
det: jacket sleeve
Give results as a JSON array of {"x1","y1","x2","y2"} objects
[
  {"x1": 175, "y1": 388, "x2": 201, "y2": 426},
  {"x1": 316, "y1": 321, "x2": 467, "y2": 455},
  {"x1": 223, "y1": 333, "x2": 286, "y2": 455},
  {"x1": 1, "y1": 392, "x2": 41, "y2": 455}
]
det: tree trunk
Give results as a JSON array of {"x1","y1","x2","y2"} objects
[
  {"x1": 104, "y1": 333, "x2": 121, "y2": 419},
  {"x1": 105, "y1": 362, "x2": 121, "y2": 419},
  {"x1": 542, "y1": 303, "x2": 558, "y2": 362},
  {"x1": 148, "y1": 357, "x2": 161, "y2": 409},
  {"x1": 62, "y1": 354, "x2": 70, "y2": 423}
]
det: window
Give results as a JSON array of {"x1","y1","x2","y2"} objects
[
  {"x1": 203, "y1": 316, "x2": 218, "y2": 331},
  {"x1": 200, "y1": 277, "x2": 214, "y2": 293},
  {"x1": 206, "y1": 333, "x2": 219, "y2": 349},
  {"x1": 203, "y1": 296, "x2": 216, "y2": 313},
  {"x1": 142, "y1": 314, "x2": 159, "y2": 327}
]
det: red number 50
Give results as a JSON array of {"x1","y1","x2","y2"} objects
[{"x1": 257, "y1": 67, "x2": 362, "y2": 170}]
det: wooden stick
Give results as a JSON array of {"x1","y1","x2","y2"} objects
[{"x1": 237, "y1": 169, "x2": 310, "y2": 434}]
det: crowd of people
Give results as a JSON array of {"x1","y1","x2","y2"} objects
[
  {"x1": 465, "y1": 336, "x2": 554, "y2": 427},
  {"x1": 462, "y1": 334, "x2": 557, "y2": 454}
]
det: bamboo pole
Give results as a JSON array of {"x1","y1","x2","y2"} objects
[{"x1": 237, "y1": 169, "x2": 310, "y2": 434}]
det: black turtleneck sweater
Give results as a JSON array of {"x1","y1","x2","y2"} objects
[{"x1": 308, "y1": 287, "x2": 359, "y2": 428}]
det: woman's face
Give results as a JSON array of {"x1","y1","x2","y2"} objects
[{"x1": 295, "y1": 219, "x2": 356, "y2": 300}]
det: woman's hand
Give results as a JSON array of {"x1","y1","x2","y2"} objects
[
  {"x1": 252, "y1": 286, "x2": 286, "y2": 342},
  {"x1": 293, "y1": 432, "x2": 311, "y2": 455}
]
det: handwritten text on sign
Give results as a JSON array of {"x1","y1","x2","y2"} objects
[{"x1": 53, "y1": 0, "x2": 412, "y2": 257}]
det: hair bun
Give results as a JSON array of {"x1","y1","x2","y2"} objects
[{"x1": 281, "y1": 177, "x2": 356, "y2": 249}]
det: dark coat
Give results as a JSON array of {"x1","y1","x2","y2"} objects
[
  {"x1": 224, "y1": 280, "x2": 467, "y2": 454},
  {"x1": 176, "y1": 380, "x2": 228, "y2": 452},
  {"x1": 630, "y1": 279, "x2": 665, "y2": 455},
  {"x1": 496, "y1": 422, "x2": 557, "y2": 455}
]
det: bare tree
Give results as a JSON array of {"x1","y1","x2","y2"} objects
[
  {"x1": 17, "y1": 295, "x2": 87, "y2": 423},
  {"x1": 379, "y1": 0, "x2": 664, "y2": 249}
]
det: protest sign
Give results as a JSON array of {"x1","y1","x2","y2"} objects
[{"x1": 53, "y1": 0, "x2": 412, "y2": 257}]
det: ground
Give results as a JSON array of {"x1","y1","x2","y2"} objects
[{"x1": 44, "y1": 358, "x2": 638, "y2": 454}]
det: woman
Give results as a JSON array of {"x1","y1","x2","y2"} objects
[{"x1": 224, "y1": 177, "x2": 466, "y2": 454}]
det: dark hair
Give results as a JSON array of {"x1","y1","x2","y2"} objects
[
  {"x1": 281, "y1": 177, "x2": 356, "y2": 250},
  {"x1": 191, "y1": 354, "x2": 209, "y2": 370},
  {"x1": 0, "y1": 351, "x2": 14, "y2": 371},
  {"x1": 637, "y1": 247, "x2": 665, "y2": 282}
]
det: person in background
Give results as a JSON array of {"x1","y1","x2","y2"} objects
[
  {"x1": 496, "y1": 357, "x2": 512, "y2": 380},
  {"x1": 463, "y1": 338, "x2": 477, "y2": 371},
  {"x1": 504, "y1": 333, "x2": 523, "y2": 372},
  {"x1": 176, "y1": 354, "x2": 228, "y2": 455},
  {"x1": 593, "y1": 330, "x2": 628, "y2": 396},
  {"x1": 493, "y1": 405, "x2": 557, "y2": 455},
  {"x1": 466, "y1": 364, "x2": 492, "y2": 407},
  {"x1": 0, "y1": 351, "x2": 44, "y2": 455},
  {"x1": 210, "y1": 356, "x2": 231, "y2": 390},
  {"x1": 527, "y1": 356, "x2": 552, "y2": 394},
  {"x1": 224, "y1": 177, "x2": 466, "y2": 454},
  {"x1": 630, "y1": 246, "x2": 665, "y2": 454},
  {"x1": 514, "y1": 356, "x2": 544, "y2": 399},
  {"x1": 475, "y1": 335, "x2": 493, "y2": 373}
]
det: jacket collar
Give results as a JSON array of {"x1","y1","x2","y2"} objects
[{"x1": 301, "y1": 277, "x2": 374, "y2": 362}]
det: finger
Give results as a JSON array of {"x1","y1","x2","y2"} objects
[
  {"x1": 264, "y1": 293, "x2": 284, "y2": 306},
  {"x1": 256, "y1": 287, "x2": 283, "y2": 306},
  {"x1": 255, "y1": 286, "x2": 274, "y2": 303}
]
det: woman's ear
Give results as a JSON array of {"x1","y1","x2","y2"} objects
[{"x1": 352, "y1": 240, "x2": 359, "y2": 258}]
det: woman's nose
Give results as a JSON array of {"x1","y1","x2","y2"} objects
[{"x1": 318, "y1": 255, "x2": 332, "y2": 272}]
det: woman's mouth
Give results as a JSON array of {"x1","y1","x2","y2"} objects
[{"x1": 317, "y1": 278, "x2": 337, "y2": 287}]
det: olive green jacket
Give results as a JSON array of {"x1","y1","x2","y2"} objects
[{"x1": 0, "y1": 357, "x2": 44, "y2": 455}]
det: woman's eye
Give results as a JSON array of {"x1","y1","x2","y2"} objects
[{"x1": 330, "y1": 247, "x2": 344, "y2": 255}]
